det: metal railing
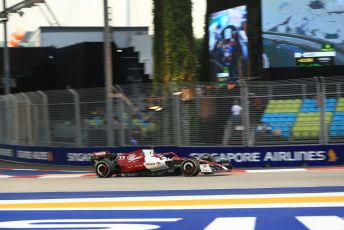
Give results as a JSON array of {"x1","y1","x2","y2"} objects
[{"x1": 1, "y1": 77, "x2": 344, "y2": 147}]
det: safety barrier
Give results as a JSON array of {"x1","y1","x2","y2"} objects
[{"x1": 0, "y1": 144, "x2": 343, "y2": 168}]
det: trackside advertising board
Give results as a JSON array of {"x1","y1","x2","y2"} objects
[{"x1": 0, "y1": 144, "x2": 343, "y2": 168}]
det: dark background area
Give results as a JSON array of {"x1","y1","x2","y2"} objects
[
  {"x1": 0, "y1": 47, "x2": 58, "y2": 92},
  {"x1": 0, "y1": 42, "x2": 150, "y2": 94}
]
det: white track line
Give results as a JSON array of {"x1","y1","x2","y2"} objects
[{"x1": 1, "y1": 167, "x2": 344, "y2": 179}]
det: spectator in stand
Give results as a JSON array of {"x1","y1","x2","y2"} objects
[
  {"x1": 315, "y1": 95, "x2": 323, "y2": 109},
  {"x1": 88, "y1": 110, "x2": 104, "y2": 126},
  {"x1": 256, "y1": 122, "x2": 282, "y2": 141},
  {"x1": 112, "y1": 115, "x2": 120, "y2": 127},
  {"x1": 256, "y1": 123, "x2": 272, "y2": 135},
  {"x1": 231, "y1": 100, "x2": 243, "y2": 126}
]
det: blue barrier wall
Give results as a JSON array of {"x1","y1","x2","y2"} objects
[{"x1": 0, "y1": 144, "x2": 343, "y2": 168}]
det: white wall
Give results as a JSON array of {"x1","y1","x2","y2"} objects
[
  {"x1": 40, "y1": 31, "x2": 103, "y2": 48},
  {"x1": 38, "y1": 29, "x2": 149, "y2": 49},
  {"x1": 130, "y1": 35, "x2": 153, "y2": 76}
]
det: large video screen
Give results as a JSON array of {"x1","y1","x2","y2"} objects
[
  {"x1": 262, "y1": 0, "x2": 344, "y2": 68},
  {"x1": 208, "y1": 5, "x2": 248, "y2": 82}
]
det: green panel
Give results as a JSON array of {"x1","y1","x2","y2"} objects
[
  {"x1": 292, "y1": 99, "x2": 302, "y2": 104},
  {"x1": 309, "y1": 131, "x2": 319, "y2": 138},
  {"x1": 287, "y1": 108, "x2": 300, "y2": 113},
  {"x1": 267, "y1": 104, "x2": 278, "y2": 109},
  {"x1": 301, "y1": 126, "x2": 312, "y2": 131},
  {"x1": 336, "y1": 106, "x2": 344, "y2": 111},
  {"x1": 298, "y1": 113, "x2": 308, "y2": 117},
  {"x1": 265, "y1": 108, "x2": 283, "y2": 113},
  {"x1": 296, "y1": 117, "x2": 308, "y2": 122},
  {"x1": 293, "y1": 126, "x2": 304, "y2": 131},
  {"x1": 326, "y1": 112, "x2": 333, "y2": 117},
  {"x1": 269, "y1": 100, "x2": 280, "y2": 105},
  {"x1": 302, "y1": 131, "x2": 312, "y2": 138},
  {"x1": 293, "y1": 131, "x2": 302, "y2": 138},
  {"x1": 265, "y1": 108, "x2": 274, "y2": 113},
  {"x1": 288, "y1": 104, "x2": 301, "y2": 108}
]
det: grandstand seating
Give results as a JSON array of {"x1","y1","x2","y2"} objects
[
  {"x1": 329, "y1": 111, "x2": 344, "y2": 137},
  {"x1": 300, "y1": 98, "x2": 337, "y2": 112},
  {"x1": 293, "y1": 112, "x2": 332, "y2": 139},
  {"x1": 261, "y1": 99, "x2": 301, "y2": 137},
  {"x1": 260, "y1": 98, "x2": 344, "y2": 139},
  {"x1": 336, "y1": 98, "x2": 344, "y2": 112}
]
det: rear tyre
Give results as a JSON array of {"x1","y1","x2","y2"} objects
[
  {"x1": 95, "y1": 158, "x2": 115, "y2": 178},
  {"x1": 181, "y1": 159, "x2": 200, "y2": 177}
]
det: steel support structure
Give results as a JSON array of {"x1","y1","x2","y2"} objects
[{"x1": 103, "y1": 0, "x2": 114, "y2": 146}]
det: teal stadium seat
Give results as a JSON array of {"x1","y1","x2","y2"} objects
[{"x1": 330, "y1": 111, "x2": 344, "y2": 137}]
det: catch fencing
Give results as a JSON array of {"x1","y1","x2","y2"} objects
[{"x1": 0, "y1": 77, "x2": 344, "y2": 147}]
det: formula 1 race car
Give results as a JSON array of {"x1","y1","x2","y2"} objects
[{"x1": 91, "y1": 149, "x2": 232, "y2": 178}]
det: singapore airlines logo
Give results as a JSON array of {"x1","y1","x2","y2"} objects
[
  {"x1": 327, "y1": 149, "x2": 338, "y2": 162},
  {"x1": 127, "y1": 153, "x2": 143, "y2": 162}
]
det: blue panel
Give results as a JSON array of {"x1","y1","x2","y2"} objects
[
  {"x1": 330, "y1": 125, "x2": 338, "y2": 131},
  {"x1": 330, "y1": 130, "x2": 339, "y2": 136},
  {"x1": 300, "y1": 107, "x2": 310, "y2": 112},
  {"x1": 1, "y1": 207, "x2": 344, "y2": 230},
  {"x1": 327, "y1": 98, "x2": 337, "y2": 103},
  {"x1": 262, "y1": 117, "x2": 270, "y2": 123},
  {"x1": 282, "y1": 131, "x2": 289, "y2": 137},
  {"x1": 304, "y1": 99, "x2": 316, "y2": 104}
]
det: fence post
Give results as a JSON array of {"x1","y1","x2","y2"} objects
[
  {"x1": 320, "y1": 77, "x2": 328, "y2": 144},
  {"x1": 337, "y1": 83, "x2": 341, "y2": 99},
  {"x1": 21, "y1": 93, "x2": 33, "y2": 145},
  {"x1": 4, "y1": 95, "x2": 10, "y2": 143},
  {"x1": 302, "y1": 84, "x2": 306, "y2": 100},
  {"x1": 118, "y1": 95, "x2": 126, "y2": 146},
  {"x1": 0, "y1": 96, "x2": 7, "y2": 144},
  {"x1": 241, "y1": 81, "x2": 251, "y2": 147},
  {"x1": 314, "y1": 77, "x2": 326, "y2": 145},
  {"x1": 8, "y1": 95, "x2": 19, "y2": 144},
  {"x1": 113, "y1": 85, "x2": 142, "y2": 146},
  {"x1": 268, "y1": 85, "x2": 273, "y2": 100},
  {"x1": 37, "y1": 91, "x2": 51, "y2": 145},
  {"x1": 173, "y1": 93, "x2": 182, "y2": 146},
  {"x1": 67, "y1": 89, "x2": 82, "y2": 147},
  {"x1": 31, "y1": 103, "x2": 39, "y2": 145}
]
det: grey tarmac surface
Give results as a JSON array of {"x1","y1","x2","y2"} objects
[{"x1": 1, "y1": 160, "x2": 344, "y2": 193}]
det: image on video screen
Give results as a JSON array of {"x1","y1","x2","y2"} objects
[
  {"x1": 208, "y1": 5, "x2": 249, "y2": 82},
  {"x1": 262, "y1": 0, "x2": 344, "y2": 68}
]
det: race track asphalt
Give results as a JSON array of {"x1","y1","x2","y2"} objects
[{"x1": 1, "y1": 160, "x2": 344, "y2": 193}]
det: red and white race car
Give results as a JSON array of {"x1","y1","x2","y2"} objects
[{"x1": 91, "y1": 149, "x2": 232, "y2": 178}]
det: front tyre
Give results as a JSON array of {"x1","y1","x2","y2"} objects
[
  {"x1": 227, "y1": 162, "x2": 233, "y2": 171},
  {"x1": 95, "y1": 158, "x2": 115, "y2": 178},
  {"x1": 181, "y1": 159, "x2": 200, "y2": 177}
]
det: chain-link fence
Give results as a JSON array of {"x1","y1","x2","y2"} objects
[{"x1": 1, "y1": 77, "x2": 344, "y2": 147}]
